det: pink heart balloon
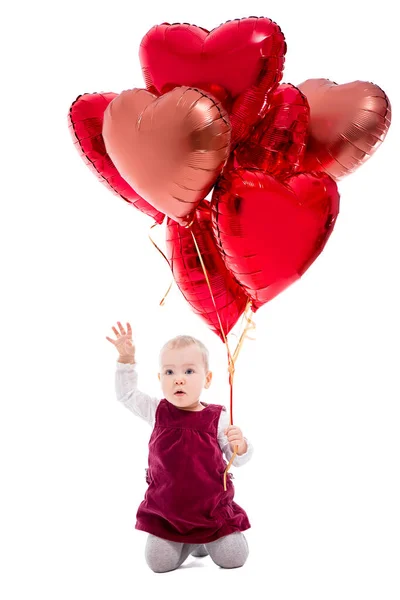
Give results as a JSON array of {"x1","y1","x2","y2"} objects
[
  {"x1": 298, "y1": 79, "x2": 391, "y2": 180},
  {"x1": 102, "y1": 86, "x2": 231, "y2": 225},
  {"x1": 68, "y1": 92, "x2": 165, "y2": 224}
]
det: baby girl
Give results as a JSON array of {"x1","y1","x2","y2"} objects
[{"x1": 107, "y1": 321, "x2": 253, "y2": 572}]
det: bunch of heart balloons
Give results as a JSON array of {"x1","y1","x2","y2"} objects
[{"x1": 68, "y1": 17, "x2": 391, "y2": 342}]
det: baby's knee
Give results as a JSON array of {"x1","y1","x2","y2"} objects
[
  {"x1": 146, "y1": 559, "x2": 173, "y2": 573},
  {"x1": 207, "y1": 532, "x2": 249, "y2": 569},
  {"x1": 145, "y1": 536, "x2": 180, "y2": 573},
  {"x1": 145, "y1": 550, "x2": 177, "y2": 573},
  {"x1": 216, "y1": 548, "x2": 249, "y2": 569},
  {"x1": 145, "y1": 551, "x2": 179, "y2": 573}
]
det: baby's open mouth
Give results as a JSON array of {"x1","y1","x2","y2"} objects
[{"x1": 174, "y1": 391, "x2": 186, "y2": 395}]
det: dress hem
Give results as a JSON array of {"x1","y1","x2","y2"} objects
[{"x1": 135, "y1": 520, "x2": 251, "y2": 545}]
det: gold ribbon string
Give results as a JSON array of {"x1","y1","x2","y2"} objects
[
  {"x1": 221, "y1": 302, "x2": 256, "y2": 488},
  {"x1": 189, "y1": 226, "x2": 254, "y2": 491},
  {"x1": 148, "y1": 223, "x2": 173, "y2": 306},
  {"x1": 150, "y1": 219, "x2": 255, "y2": 491},
  {"x1": 232, "y1": 301, "x2": 256, "y2": 364}
]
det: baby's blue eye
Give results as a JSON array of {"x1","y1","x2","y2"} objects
[{"x1": 164, "y1": 369, "x2": 194, "y2": 375}]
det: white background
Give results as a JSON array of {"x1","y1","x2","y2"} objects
[{"x1": 1, "y1": 1, "x2": 399, "y2": 598}]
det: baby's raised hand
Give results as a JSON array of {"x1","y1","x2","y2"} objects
[{"x1": 106, "y1": 321, "x2": 135, "y2": 360}]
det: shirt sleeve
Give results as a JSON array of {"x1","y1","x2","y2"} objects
[
  {"x1": 217, "y1": 408, "x2": 254, "y2": 467},
  {"x1": 115, "y1": 361, "x2": 159, "y2": 426}
]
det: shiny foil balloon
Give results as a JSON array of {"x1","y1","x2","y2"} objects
[
  {"x1": 165, "y1": 201, "x2": 248, "y2": 341},
  {"x1": 210, "y1": 169, "x2": 340, "y2": 310},
  {"x1": 68, "y1": 93, "x2": 164, "y2": 224},
  {"x1": 297, "y1": 79, "x2": 392, "y2": 180},
  {"x1": 140, "y1": 18, "x2": 286, "y2": 148},
  {"x1": 102, "y1": 87, "x2": 231, "y2": 226},
  {"x1": 234, "y1": 84, "x2": 310, "y2": 179}
]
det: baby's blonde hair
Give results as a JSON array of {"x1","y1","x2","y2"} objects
[{"x1": 159, "y1": 335, "x2": 210, "y2": 372}]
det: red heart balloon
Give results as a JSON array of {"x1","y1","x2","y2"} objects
[
  {"x1": 233, "y1": 84, "x2": 310, "y2": 179},
  {"x1": 165, "y1": 201, "x2": 248, "y2": 341},
  {"x1": 68, "y1": 93, "x2": 164, "y2": 224},
  {"x1": 210, "y1": 169, "x2": 340, "y2": 310},
  {"x1": 140, "y1": 18, "x2": 286, "y2": 147}
]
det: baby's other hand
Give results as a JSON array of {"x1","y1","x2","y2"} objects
[{"x1": 224, "y1": 425, "x2": 247, "y2": 455}]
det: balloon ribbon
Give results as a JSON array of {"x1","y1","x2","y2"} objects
[{"x1": 149, "y1": 220, "x2": 255, "y2": 491}]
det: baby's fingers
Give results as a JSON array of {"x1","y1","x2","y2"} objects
[
  {"x1": 117, "y1": 321, "x2": 133, "y2": 339},
  {"x1": 228, "y1": 435, "x2": 243, "y2": 444},
  {"x1": 117, "y1": 321, "x2": 126, "y2": 335},
  {"x1": 225, "y1": 426, "x2": 241, "y2": 435}
]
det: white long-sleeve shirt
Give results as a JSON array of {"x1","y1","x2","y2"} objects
[{"x1": 115, "y1": 361, "x2": 254, "y2": 467}]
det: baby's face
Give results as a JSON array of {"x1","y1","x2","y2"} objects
[{"x1": 158, "y1": 344, "x2": 212, "y2": 411}]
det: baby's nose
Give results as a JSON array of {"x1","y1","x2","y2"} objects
[{"x1": 174, "y1": 375, "x2": 185, "y2": 384}]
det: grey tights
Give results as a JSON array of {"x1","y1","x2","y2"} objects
[{"x1": 145, "y1": 532, "x2": 249, "y2": 573}]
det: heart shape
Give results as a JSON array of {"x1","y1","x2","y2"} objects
[
  {"x1": 297, "y1": 79, "x2": 392, "y2": 180},
  {"x1": 102, "y1": 86, "x2": 231, "y2": 225},
  {"x1": 68, "y1": 93, "x2": 164, "y2": 224},
  {"x1": 234, "y1": 83, "x2": 310, "y2": 179},
  {"x1": 210, "y1": 169, "x2": 340, "y2": 310},
  {"x1": 140, "y1": 18, "x2": 286, "y2": 147},
  {"x1": 165, "y1": 201, "x2": 248, "y2": 341}
]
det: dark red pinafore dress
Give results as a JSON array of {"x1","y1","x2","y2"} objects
[{"x1": 135, "y1": 399, "x2": 251, "y2": 544}]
